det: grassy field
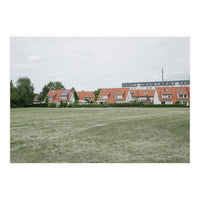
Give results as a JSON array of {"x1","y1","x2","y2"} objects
[{"x1": 10, "y1": 107, "x2": 190, "y2": 163}]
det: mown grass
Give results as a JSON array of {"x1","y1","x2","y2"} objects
[{"x1": 10, "y1": 107, "x2": 190, "y2": 163}]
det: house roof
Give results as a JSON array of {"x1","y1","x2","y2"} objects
[
  {"x1": 131, "y1": 89, "x2": 155, "y2": 97},
  {"x1": 97, "y1": 88, "x2": 130, "y2": 103},
  {"x1": 156, "y1": 87, "x2": 190, "y2": 104},
  {"x1": 77, "y1": 91, "x2": 95, "y2": 102},
  {"x1": 46, "y1": 89, "x2": 74, "y2": 103}
]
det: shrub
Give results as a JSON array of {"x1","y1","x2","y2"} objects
[
  {"x1": 59, "y1": 101, "x2": 63, "y2": 108},
  {"x1": 48, "y1": 102, "x2": 56, "y2": 107},
  {"x1": 31, "y1": 103, "x2": 47, "y2": 107},
  {"x1": 63, "y1": 102, "x2": 67, "y2": 107}
]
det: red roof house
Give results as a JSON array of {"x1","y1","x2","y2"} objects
[
  {"x1": 131, "y1": 89, "x2": 155, "y2": 103},
  {"x1": 97, "y1": 88, "x2": 132, "y2": 104},
  {"x1": 46, "y1": 89, "x2": 75, "y2": 104},
  {"x1": 77, "y1": 91, "x2": 95, "y2": 102},
  {"x1": 154, "y1": 87, "x2": 190, "y2": 104}
]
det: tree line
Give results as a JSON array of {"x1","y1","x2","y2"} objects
[{"x1": 10, "y1": 77, "x2": 101, "y2": 108}]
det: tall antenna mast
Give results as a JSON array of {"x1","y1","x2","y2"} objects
[{"x1": 162, "y1": 68, "x2": 164, "y2": 81}]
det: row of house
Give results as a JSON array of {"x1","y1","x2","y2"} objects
[{"x1": 45, "y1": 86, "x2": 190, "y2": 105}]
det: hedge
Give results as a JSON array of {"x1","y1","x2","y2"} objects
[{"x1": 16, "y1": 102, "x2": 188, "y2": 108}]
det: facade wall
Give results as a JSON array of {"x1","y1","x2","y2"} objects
[
  {"x1": 125, "y1": 90, "x2": 133, "y2": 102},
  {"x1": 154, "y1": 90, "x2": 160, "y2": 104},
  {"x1": 122, "y1": 80, "x2": 190, "y2": 90}
]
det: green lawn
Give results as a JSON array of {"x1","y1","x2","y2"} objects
[{"x1": 10, "y1": 107, "x2": 190, "y2": 163}]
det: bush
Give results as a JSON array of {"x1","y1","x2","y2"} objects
[
  {"x1": 74, "y1": 104, "x2": 108, "y2": 108},
  {"x1": 31, "y1": 103, "x2": 47, "y2": 107},
  {"x1": 48, "y1": 102, "x2": 56, "y2": 107},
  {"x1": 59, "y1": 101, "x2": 63, "y2": 108},
  {"x1": 63, "y1": 102, "x2": 67, "y2": 107}
]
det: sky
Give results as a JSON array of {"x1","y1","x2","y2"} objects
[{"x1": 10, "y1": 37, "x2": 190, "y2": 93}]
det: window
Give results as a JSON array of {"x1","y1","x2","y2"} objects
[
  {"x1": 131, "y1": 92, "x2": 135, "y2": 95},
  {"x1": 177, "y1": 89, "x2": 179, "y2": 91},
  {"x1": 115, "y1": 95, "x2": 123, "y2": 99},
  {"x1": 85, "y1": 97, "x2": 92, "y2": 100},
  {"x1": 52, "y1": 90, "x2": 55, "y2": 93},
  {"x1": 161, "y1": 101, "x2": 165, "y2": 104},
  {"x1": 100, "y1": 95, "x2": 108, "y2": 99},
  {"x1": 48, "y1": 96, "x2": 53, "y2": 100},
  {"x1": 162, "y1": 94, "x2": 171, "y2": 98},
  {"x1": 181, "y1": 88, "x2": 183, "y2": 91},
  {"x1": 144, "y1": 92, "x2": 148, "y2": 95},
  {"x1": 60, "y1": 96, "x2": 67, "y2": 100},
  {"x1": 179, "y1": 94, "x2": 187, "y2": 98},
  {"x1": 164, "y1": 88, "x2": 168, "y2": 91}
]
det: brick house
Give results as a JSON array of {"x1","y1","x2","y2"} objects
[
  {"x1": 154, "y1": 87, "x2": 190, "y2": 105},
  {"x1": 77, "y1": 91, "x2": 95, "y2": 104},
  {"x1": 97, "y1": 88, "x2": 132, "y2": 104},
  {"x1": 46, "y1": 89, "x2": 75, "y2": 105},
  {"x1": 131, "y1": 89, "x2": 155, "y2": 103}
]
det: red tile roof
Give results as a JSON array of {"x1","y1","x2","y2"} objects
[
  {"x1": 97, "y1": 88, "x2": 130, "y2": 104},
  {"x1": 77, "y1": 91, "x2": 95, "y2": 102},
  {"x1": 156, "y1": 87, "x2": 190, "y2": 104},
  {"x1": 47, "y1": 89, "x2": 74, "y2": 103},
  {"x1": 131, "y1": 89, "x2": 155, "y2": 97}
]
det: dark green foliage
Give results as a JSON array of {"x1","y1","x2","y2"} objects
[
  {"x1": 46, "y1": 81, "x2": 65, "y2": 90},
  {"x1": 39, "y1": 81, "x2": 66, "y2": 102},
  {"x1": 45, "y1": 96, "x2": 49, "y2": 105},
  {"x1": 94, "y1": 89, "x2": 101, "y2": 101},
  {"x1": 30, "y1": 103, "x2": 47, "y2": 107},
  {"x1": 10, "y1": 80, "x2": 20, "y2": 108},
  {"x1": 108, "y1": 102, "x2": 187, "y2": 108},
  {"x1": 72, "y1": 87, "x2": 79, "y2": 101},
  {"x1": 176, "y1": 100, "x2": 181, "y2": 104},
  {"x1": 15, "y1": 77, "x2": 35, "y2": 107},
  {"x1": 48, "y1": 102, "x2": 56, "y2": 107},
  {"x1": 74, "y1": 104, "x2": 107, "y2": 108},
  {"x1": 62, "y1": 102, "x2": 67, "y2": 107},
  {"x1": 59, "y1": 101, "x2": 63, "y2": 107}
]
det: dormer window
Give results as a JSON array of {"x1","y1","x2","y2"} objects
[
  {"x1": 85, "y1": 97, "x2": 92, "y2": 100},
  {"x1": 181, "y1": 88, "x2": 183, "y2": 91},
  {"x1": 52, "y1": 90, "x2": 55, "y2": 93},
  {"x1": 100, "y1": 95, "x2": 108, "y2": 99},
  {"x1": 177, "y1": 89, "x2": 179, "y2": 91},
  {"x1": 48, "y1": 96, "x2": 54, "y2": 100},
  {"x1": 115, "y1": 95, "x2": 123, "y2": 99},
  {"x1": 144, "y1": 92, "x2": 148, "y2": 95},
  {"x1": 178, "y1": 94, "x2": 188, "y2": 98},
  {"x1": 164, "y1": 88, "x2": 168, "y2": 91},
  {"x1": 60, "y1": 96, "x2": 67, "y2": 100},
  {"x1": 162, "y1": 94, "x2": 172, "y2": 98}
]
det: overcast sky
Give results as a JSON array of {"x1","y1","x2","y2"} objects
[{"x1": 10, "y1": 37, "x2": 190, "y2": 93}]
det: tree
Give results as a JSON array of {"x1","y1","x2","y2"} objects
[
  {"x1": 39, "y1": 81, "x2": 65, "y2": 102},
  {"x1": 94, "y1": 89, "x2": 101, "y2": 101},
  {"x1": 10, "y1": 80, "x2": 19, "y2": 107},
  {"x1": 45, "y1": 95, "x2": 49, "y2": 105},
  {"x1": 72, "y1": 87, "x2": 79, "y2": 101},
  {"x1": 46, "y1": 81, "x2": 65, "y2": 90},
  {"x1": 16, "y1": 77, "x2": 35, "y2": 106}
]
